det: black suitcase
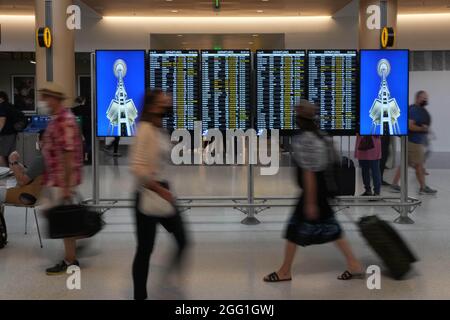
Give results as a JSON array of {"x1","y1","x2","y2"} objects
[
  {"x1": 47, "y1": 204, "x2": 104, "y2": 239},
  {"x1": 335, "y1": 156, "x2": 356, "y2": 196},
  {"x1": 358, "y1": 215, "x2": 418, "y2": 279}
]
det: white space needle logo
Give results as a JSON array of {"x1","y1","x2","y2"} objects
[
  {"x1": 369, "y1": 59, "x2": 401, "y2": 135},
  {"x1": 106, "y1": 59, "x2": 138, "y2": 136}
]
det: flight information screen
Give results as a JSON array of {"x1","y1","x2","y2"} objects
[
  {"x1": 256, "y1": 50, "x2": 306, "y2": 132},
  {"x1": 201, "y1": 50, "x2": 251, "y2": 131},
  {"x1": 308, "y1": 50, "x2": 358, "y2": 135},
  {"x1": 149, "y1": 50, "x2": 199, "y2": 130}
]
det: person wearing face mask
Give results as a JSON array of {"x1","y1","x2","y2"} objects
[
  {"x1": 0, "y1": 130, "x2": 45, "y2": 245},
  {"x1": 0, "y1": 92, "x2": 18, "y2": 167},
  {"x1": 130, "y1": 89, "x2": 188, "y2": 300},
  {"x1": 36, "y1": 83, "x2": 84, "y2": 275},
  {"x1": 390, "y1": 90, "x2": 437, "y2": 195}
]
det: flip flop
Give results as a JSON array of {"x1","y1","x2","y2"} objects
[
  {"x1": 263, "y1": 272, "x2": 292, "y2": 283},
  {"x1": 337, "y1": 270, "x2": 365, "y2": 280}
]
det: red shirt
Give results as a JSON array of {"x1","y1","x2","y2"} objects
[{"x1": 42, "y1": 107, "x2": 83, "y2": 187}]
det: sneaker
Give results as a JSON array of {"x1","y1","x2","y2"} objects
[
  {"x1": 390, "y1": 185, "x2": 401, "y2": 193},
  {"x1": 419, "y1": 186, "x2": 437, "y2": 195},
  {"x1": 46, "y1": 260, "x2": 80, "y2": 275},
  {"x1": 360, "y1": 191, "x2": 372, "y2": 196},
  {"x1": 381, "y1": 180, "x2": 391, "y2": 186}
]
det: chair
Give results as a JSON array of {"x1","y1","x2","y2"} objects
[{"x1": 4, "y1": 203, "x2": 43, "y2": 248}]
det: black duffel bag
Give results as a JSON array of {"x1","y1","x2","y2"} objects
[{"x1": 46, "y1": 203, "x2": 104, "y2": 239}]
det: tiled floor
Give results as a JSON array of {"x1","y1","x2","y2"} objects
[{"x1": 1, "y1": 161, "x2": 449, "y2": 300}]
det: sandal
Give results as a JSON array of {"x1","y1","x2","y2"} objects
[
  {"x1": 337, "y1": 270, "x2": 365, "y2": 280},
  {"x1": 263, "y1": 272, "x2": 292, "y2": 283}
]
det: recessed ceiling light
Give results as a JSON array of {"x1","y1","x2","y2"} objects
[
  {"x1": 257, "y1": 10, "x2": 264, "y2": 13},
  {"x1": 252, "y1": 34, "x2": 259, "y2": 37},
  {"x1": 177, "y1": 34, "x2": 183, "y2": 37},
  {"x1": 171, "y1": 10, "x2": 178, "y2": 13},
  {"x1": 248, "y1": 42, "x2": 254, "y2": 44},
  {"x1": 262, "y1": 0, "x2": 269, "y2": 2}
]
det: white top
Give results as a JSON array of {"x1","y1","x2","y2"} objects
[
  {"x1": 293, "y1": 131, "x2": 329, "y2": 172},
  {"x1": 129, "y1": 122, "x2": 171, "y2": 185}
]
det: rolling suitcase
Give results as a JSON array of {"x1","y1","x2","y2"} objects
[
  {"x1": 335, "y1": 156, "x2": 356, "y2": 196},
  {"x1": 358, "y1": 215, "x2": 418, "y2": 279}
]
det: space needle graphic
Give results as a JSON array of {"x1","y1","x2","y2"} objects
[
  {"x1": 106, "y1": 59, "x2": 138, "y2": 136},
  {"x1": 369, "y1": 59, "x2": 401, "y2": 135}
]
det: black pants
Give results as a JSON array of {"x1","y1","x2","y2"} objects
[
  {"x1": 380, "y1": 136, "x2": 391, "y2": 180},
  {"x1": 132, "y1": 192, "x2": 188, "y2": 300}
]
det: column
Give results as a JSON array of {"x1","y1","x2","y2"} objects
[
  {"x1": 359, "y1": 0, "x2": 397, "y2": 49},
  {"x1": 35, "y1": 0, "x2": 75, "y2": 104}
]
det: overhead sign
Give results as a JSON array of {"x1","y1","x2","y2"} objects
[{"x1": 36, "y1": 27, "x2": 52, "y2": 48}]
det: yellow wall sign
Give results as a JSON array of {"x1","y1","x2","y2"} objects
[
  {"x1": 36, "y1": 27, "x2": 52, "y2": 48},
  {"x1": 381, "y1": 27, "x2": 395, "y2": 48}
]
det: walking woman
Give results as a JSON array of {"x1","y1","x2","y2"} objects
[
  {"x1": 264, "y1": 100, "x2": 363, "y2": 283},
  {"x1": 355, "y1": 135, "x2": 382, "y2": 196},
  {"x1": 130, "y1": 89, "x2": 188, "y2": 300}
]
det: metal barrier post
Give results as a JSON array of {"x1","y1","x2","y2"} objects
[
  {"x1": 91, "y1": 53, "x2": 100, "y2": 205},
  {"x1": 394, "y1": 136, "x2": 414, "y2": 224}
]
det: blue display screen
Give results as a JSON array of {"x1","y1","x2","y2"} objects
[
  {"x1": 359, "y1": 50, "x2": 409, "y2": 136},
  {"x1": 95, "y1": 50, "x2": 146, "y2": 137}
]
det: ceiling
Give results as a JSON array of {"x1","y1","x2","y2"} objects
[{"x1": 1, "y1": 0, "x2": 450, "y2": 16}]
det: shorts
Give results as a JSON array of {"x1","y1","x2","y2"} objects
[
  {"x1": 408, "y1": 142, "x2": 425, "y2": 167},
  {"x1": 0, "y1": 134, "x2": 17, "y2": 157}
]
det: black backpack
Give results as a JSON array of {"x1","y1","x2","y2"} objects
[
  {"x1": 0, "y1": 209, "x2": 7, "y2": 249},
  {"x1": 5, "y1": 104, "x2": 28, "y2": 133}
]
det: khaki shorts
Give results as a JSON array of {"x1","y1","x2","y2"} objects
[{"x1": 408, "y1": 142, "x2": 425, "y2": 167}]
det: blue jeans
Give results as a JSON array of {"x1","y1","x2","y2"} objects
[{"x1": 359, "y1": 160, "x2": 381, "y2": 194}]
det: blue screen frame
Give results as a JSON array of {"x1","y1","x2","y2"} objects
[
  {"x1": 95, "y1": 50, "x2": 146, "y2": 137},
  {"x1": 359, "y1": 49, "x2": 409, "y2": 136}
]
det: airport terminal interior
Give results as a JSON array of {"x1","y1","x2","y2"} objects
[{"x1": 1, "y1": 0, "x2": 450, "y2": 300}]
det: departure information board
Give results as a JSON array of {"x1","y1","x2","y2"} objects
[
  {"x1": 149, "y1": 50, "x2": 199, "y2": 130},
  {"x1": 201, "y1": 50, "x2": 251, "y2": 131},
  {"x1": 308, "y1": 50, "x2": 358, "y2": 135},
  {"x1": 256, "y1": 50, "x2": 306, "y2": 132}
]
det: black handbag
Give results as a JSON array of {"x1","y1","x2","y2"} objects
[
  {"x1": 47, "y1": 203, "x2": 104, "y2": 239},
  {"x1": 286, "y1": 216, "x2": 342, "y2": 247}
]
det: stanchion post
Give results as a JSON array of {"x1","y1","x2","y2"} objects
[
  {"x1": 394, "y1": 136, "x2": 414, "y2": 224},
  {"x1": 90, "y1": 53, "x2": 100, "y2": 205}
]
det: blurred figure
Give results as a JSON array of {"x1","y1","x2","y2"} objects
[
  {"x1": 72, "y1": 96, "x2": 92, "y2": 164},
  {"x1": 130, "y1": 89, "x2": 188, "y2": 300},
  {"x1": 0, "y1": 130, "x2": 45, "y2": 206},
  {"x1": 391, "y1": 90, "x2": 437, "y2": 195},
  {"x1": 37, "y1": 83, "x2": 84, "y2": 275},
  {"x1": 103, "y1": 137, "x2": 121, "y2": 157},
  {"x1": 263, "y1": 100, "x2": 363, "y2": 283},
  {"x1": 0, "y1": 130, "x2": 45, "y2": 245},
  {"x1": 380, "y1": 136, "x2": 391, "y2": 186},
  {"x1": 355, "y1": 136, "x2": 382, "y2": 196},
  {"x1": 0, "y1": 92, "x2": 17, "y2": 167}
]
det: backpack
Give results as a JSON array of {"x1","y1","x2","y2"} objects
[
  {"x1": 5, "y1": 104, "x2": 28, "y2": 133},
  {"x1": 0, "y1": 208, "x2": 7, "y2": 249}
]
